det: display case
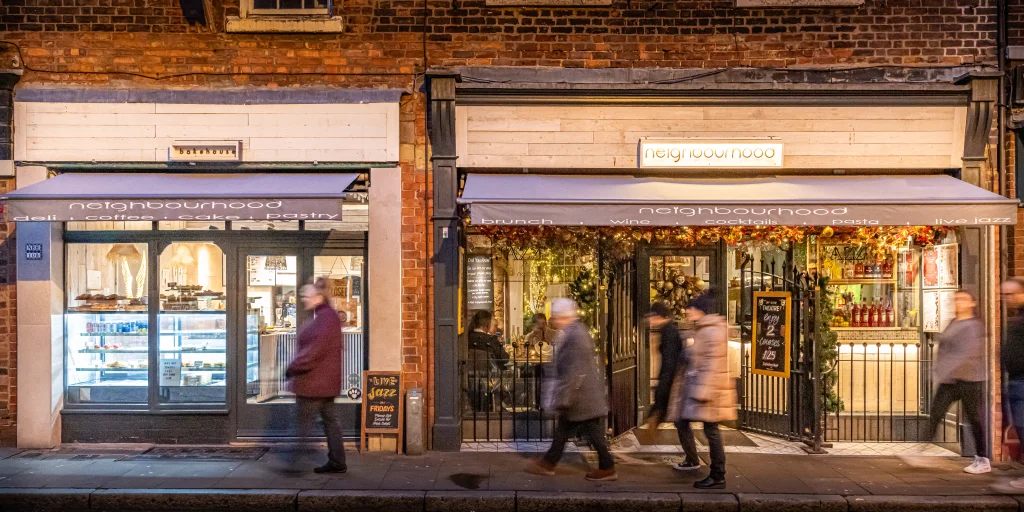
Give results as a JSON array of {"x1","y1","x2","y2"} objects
[
  {"x1": 65, "y1": 242, "x2": 151, "y2": 405},
  {"x1": 66, "y1": 312, "x2": 150, "y2": 404},
  {"x1": 158, "y1": 312, "x2": 227, "y2": 403},
  {"x1": 156, "y1": 242, "x2": 227, "y2": 404}
]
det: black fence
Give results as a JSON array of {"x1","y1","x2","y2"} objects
[
  {"x1": 461, "y1": 341, "x2": 554, "y2": 442},
  {"x1": 824, "y1": 339, "x2": 962, "y2": 445}
]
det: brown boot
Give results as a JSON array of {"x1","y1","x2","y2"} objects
[
  {"x1": 585, "y1": 467, "x2": 618, "y2": 481},
  {"x1": 525, "y1": 458, "x2": 556, "y2": 476}
]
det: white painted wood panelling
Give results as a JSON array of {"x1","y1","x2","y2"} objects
[
  {"x1": 14, "y1": 102, "x2": 400, "y2": 163},
  {"x1": 457, "y1": 105, "x2": 966, "y2": 170}
]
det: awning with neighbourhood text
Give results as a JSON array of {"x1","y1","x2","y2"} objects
[
  {"x1": 1, "y1": 173, "x2": 359, "y2": 222},
  {"x1": 459, "y1": 174, "x2": 1018, "y2": 227}
]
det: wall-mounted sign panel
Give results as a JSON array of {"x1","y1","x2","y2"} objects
[
  {"x1": 169, "y1": 141, "x2": 242, "y2": 162},
  {"x1": 638, "y1": 139, "x2": 783, "y2": 168}
]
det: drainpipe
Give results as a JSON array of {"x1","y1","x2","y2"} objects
[{"x1": 998, "y1": 0, "x2": 1009, "y2": 462}]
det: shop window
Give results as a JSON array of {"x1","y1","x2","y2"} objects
[
  {"x1": 245, "y1": 255, "x2": 299, "y2": 404},
  {"x1": 158, "y1": 242, "x2": 227, "y2": 404},
  {"x1": 66, "y1": 243, "x2": 150, "y2": 405},
  {"x1": 315, "y1": 255, "x2": 365, "y2": 403},
  {"x1": 227, "y1": 0, "x2": 343, "y2": 34},
  {"x1": 159, "y1": 221, "x2": 226, "y2": 231},
  {"x1": 67, "y1": 221, "x2": 152, "y2": 231}
]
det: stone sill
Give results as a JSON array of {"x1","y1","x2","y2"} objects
[{"x1": 225, "y1": 16, "x2": 344, "y2": 34}]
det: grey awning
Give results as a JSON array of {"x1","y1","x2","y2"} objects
[
  {"x1": 460, "y1": 174, "x2": 1018, "y2": 227},
  {"x1": 2, "y1": 173, "x2": 359, "y2": 222}
]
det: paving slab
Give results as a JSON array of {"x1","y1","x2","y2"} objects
[
  {"x1": 680, "y1": 493, "x2": 739, "y2": 512},
  {"x1": 426, "y1": 490, "x2": 516, "y2": 512},
  {"x1": 847, "y1": 495, "x2": 1020, "y2": 512},
  {"x1": 737, "y1": 493, "x2": 847, "y2": 512},
  {"x1": 0, "y1": 488, "x2": 92, "y2": 511},
  {"x1": 90, "y1": 488, "x2": 299, "y2": 510},
  {"x1": 517, "y1": 491, "x2": 681, "y2": 512},
  {"x1": 298, "y1": 489, "x2": 426, "y2": 512}
]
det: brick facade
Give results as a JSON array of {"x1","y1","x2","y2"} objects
[{"x1": 0, "y1": 0, "x2": 1008, "y2": 449}]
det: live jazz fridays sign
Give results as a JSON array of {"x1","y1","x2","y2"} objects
[
  {"x1": 751, "y1": 291, "x2": 792, "y2": 378},
  {"x1": 360, "y1": 371, "x2": 403, "y2": 453}
]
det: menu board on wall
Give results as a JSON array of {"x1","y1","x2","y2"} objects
[
  {"x1": 466, "y1": 255, "x2": 494, "y2": 311},
  {"x1": 924, "y1": 290, "x2": 958, "y2": 333},
  {"x1": 360, "y1": 371, "x2": 403, "y2": 454},
  {"x1": 923, "y1": 244, "x2": 958, "y2": 289},
  {"x1": 751, "y1": 292, "x2": 792, "y2": 379}
]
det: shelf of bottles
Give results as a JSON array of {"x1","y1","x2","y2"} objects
[
  {"x1": 819, "y1": 244, "x2": 920, "y2": 331},
  {"x1": 66, "y1": 312, "x2": 150, "y2": 404},
  {"x1": 157, "y1": 311, "x2": 227, "y2": 404}
]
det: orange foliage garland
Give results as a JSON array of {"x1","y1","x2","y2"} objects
[{"x1": 473, "y1": 225, "x2": 952, "y2": 262}]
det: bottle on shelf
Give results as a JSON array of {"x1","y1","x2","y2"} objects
[
  {"x1": 851, "y1": 301, "x2": 860, "y2": 327},
  {"x1": 873, "y1": 259, "x2": 883, "y2": 278},
  {"x1": 855, "y1": 261, "x2": 865, "y2": 279},
  {"x1": 866, "y1": 299, "x2": 875, "y2": 327},
  {"x1": 882, "y1": 257, "x2": 893, "y2": 280},
  {"x1": 885, "y1": 300, "x2": 894, "y2": 327},
  {"x1": 860, "y1": 298, "x2": 869, "y2": 327}
]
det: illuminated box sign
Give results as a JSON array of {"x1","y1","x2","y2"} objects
[
  {"x1": 169, "y1": 141, "x2": 242, "y2": 162},
  {"x1": 638, "y1": 139, "x2": 784, "y2": 168}
]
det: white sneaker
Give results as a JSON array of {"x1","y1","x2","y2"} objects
[{"x1": 964, "y1": 456, "x2": 991, "y2": 474}]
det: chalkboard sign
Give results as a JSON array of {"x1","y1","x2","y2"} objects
[
  {"x1": 360, "y1": 371, "x2": 403, "y2": 453},
  {"x1": 751, "y1": 291, "x2": 792, "y2": 379},
  {"x1": 466, "y1": 255, "x2": 494, "y2": 311}
]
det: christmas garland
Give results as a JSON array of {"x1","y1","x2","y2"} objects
[{"x1": 474, "y1": 225, "x2": 952, "y2": 262}]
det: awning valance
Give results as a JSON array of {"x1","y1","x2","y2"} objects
[
  {"x1": 459, "y1": 174, "x2": 1018, "y2": 227},
  {"x1": 1, "y1": 173, "x2": 359, "y2": 222}
]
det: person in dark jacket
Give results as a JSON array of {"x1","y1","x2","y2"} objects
[
  {"x1": 283, "y1": 278, "x2": 346, "y2": 474},
  {"x1": 927, "y1": 290, "x2": 989, "y2": 474},
  {"x1": 468, "y1": 309, "x2": 509, "y2": 370},
  {"x1": 527, "y1": 299, "x2": 616, "y2": 481},
  {"x1": 646, "y1": 302, "x2": 684, "y2": 427},
  {"x1": 1003, "y1": 279, "x2": 1024, "y2": 461}
]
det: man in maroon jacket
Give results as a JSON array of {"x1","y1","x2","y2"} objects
[{"x1": 284, "y1": 278, "x2": 346, "y2": 474}]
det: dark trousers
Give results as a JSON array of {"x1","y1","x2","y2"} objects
[
  {"x1": 1007, "y1": 379, "x2": 1024, "y2": 457},
  {"x1": 543, "y1": 417, "x2": 614, "y2": 471},
  {"x1": 291, "y1": 397, "x2": 347, "y2": 468},
  {"x1": 676, "y1": 420, "x2": 726, "y2": 479},
  {"x1": 927, "y1": 381, "x2": 986, "y2": 458}
]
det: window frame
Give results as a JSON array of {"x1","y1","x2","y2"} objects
[{"x1": 243, "y1": 0, "x2": 332, "y2": 18}]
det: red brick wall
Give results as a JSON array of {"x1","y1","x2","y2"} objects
[{"x1": 1011, "y1": 2, "x2": 1024, "y2": 47}]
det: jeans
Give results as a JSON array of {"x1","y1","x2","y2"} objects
[
  {"x1": 543, "y1": 417, "x2": 614, "y2": 471},
  {"x1": 927, "y1": 381, "x2": 986, "y2": 458},
  {"x1": 285, "y1": 397, "x2": 347, "y2": 468},
  {"x1": 1007, "y1": 379, "x2": 1024, "y2": 456},
  {"x1": 676, "y1": 420, "x2": 726, "y2": 480}
]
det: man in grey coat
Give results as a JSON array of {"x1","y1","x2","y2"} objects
[
  {"x1": 926, "y1": 290, "x2": 989, "y2": 474},
  {"x1": 527, "y1": 298, "x2": 616, "y2": 481}
]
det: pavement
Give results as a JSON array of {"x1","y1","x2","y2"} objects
[{"x1": 4, "y1": 445, "x2": 1024, "y2": 510}]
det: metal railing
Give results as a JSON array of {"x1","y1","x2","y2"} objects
[
  {"x1": 461, "y1": 341, "x2": 554, "y2": 442},
  {"x1": 824, "y1": 339, "x2": 961, "y2": 444}
]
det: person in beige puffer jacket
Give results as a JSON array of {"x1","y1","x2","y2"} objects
[{"x1": 675, "y1": 291, "x2": 736, "y2": 490}]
